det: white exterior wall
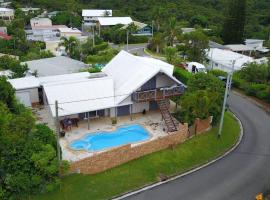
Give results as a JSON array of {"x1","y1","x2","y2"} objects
[
  {"x1": 132, "y1": 102, "x2": 149, "y2": 114},
  {"x1": 110, "y1": 107, "x2": 116, "y2": 117},
  {"x1": 16, "y1": 88, "x2": 39, "y2": 105},
  {"x1": 156, "y1": 73, "x2": 175, "y2": 88}
]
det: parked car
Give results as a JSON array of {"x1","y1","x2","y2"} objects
[{"x1": 187, "y1": 62, "x2": 207, "y2": 74}]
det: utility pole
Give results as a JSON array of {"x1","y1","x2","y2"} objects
[
  {"x1": 152, "y1": 20, "x2": 154, "y2": 37},
  {"x1": 126, "y1": 30, "x2": 129, "y2": 51},
  {"x1": 218, "y1": 60, "x2": 236, "y2": 138},
  {"x1": 92, "y1": 26, "x2": 95, "y2": 47},
  {"x1": 55, "y1": 101, "x2": 61, "y2": 168}
]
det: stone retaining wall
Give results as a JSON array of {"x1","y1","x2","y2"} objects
[
  {"x1": 194, "y1": 116, "x2": 213, "y2": 134},
  {"x1": 70, "y1": 123, "x2": 189, "y2": 174}
]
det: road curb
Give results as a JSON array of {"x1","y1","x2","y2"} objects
[{"x1": 112, "y1": 112, "x2": 244, "y2": 200}]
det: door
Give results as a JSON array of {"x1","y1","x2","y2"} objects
[
  {"x1": 149, "y1": 101, "x2": 159, "y2": 110},
  {"x1": 16, "y1": 91, "x2": 31, "y2": 107},
  {"x1": 117, "y1": 105, "x2": 130, "y2": 116}
]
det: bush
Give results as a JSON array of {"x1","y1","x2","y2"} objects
[
  {"x1": 88, "y1": 67, "x2": 101, "y2": 73},
  {"x1": 209, "y1": 69, "x2": 227, "y2": 77},
  {"x1": 173, "y1": 67, "x2": 192, "y2": 84},
  {"x1": 245, "y1": 83, "x2": 270, "y2": 101}
]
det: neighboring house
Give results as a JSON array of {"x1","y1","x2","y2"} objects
[
  {"x1": 181, "y1": 27, "x2": 211, "y2": 34},
  {"x1": 207, "y1": 48, "x2": 254, "y2": 72},
  {"x1": 122, "y1": 21, "x2": 152, "y2": 36},
  {"x1": 22, "y1": 56, "x2": 88, "y2": 77},
  {"x1": 9, "y1": 51, "x2": 185, "y2": 131},
  {"x1": 30, "y1": 17, "x2": 52, "y2": 27},
  {"x1": 97, "y1": 17, "x2": 133, "y2": 26},
  {"x1": 47, "y1": 11, "x2": 60, "y2": 18},
  {"x1": 20, "y1": 7, "x2": 40, "y2": 15},
  {"x1": 58, "y1": 27, "x2": 82, "y2": 38},
  {"x1": 0, "y1": 7, "x2": 14, "y2": 21},
  {"x1": 245, "y1": 39, "x2": 269, "y2": 54},
  {"x1": 82, "y1": 9, "x2": 112, "y2": 26},
  {"x1": 224, "y1": 44, "x2": 254, "y2": 55},
  {"x1": 0, "y1": 30, "x2": 11, "y2": 40}
]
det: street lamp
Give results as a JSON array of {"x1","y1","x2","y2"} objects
[{"x1": 217, "y1": 56, "x2": 242, "y2": 138}]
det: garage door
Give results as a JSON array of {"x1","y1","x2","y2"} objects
[
  {"x1": 117, "y1": 105, "x2": 130, "y2": 116},
  {"x1": 16, "y1": 92, "x2": 31, "y2": 107}
]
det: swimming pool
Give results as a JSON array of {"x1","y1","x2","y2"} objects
[{"x1": 69, "y1": 124, "x2": 150, "y2": 152}]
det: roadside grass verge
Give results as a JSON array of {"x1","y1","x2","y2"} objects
[
  {"x1": 32, "y1": 111, "x2": 240, "y2": 200},
  {"x1": 144, "y1": 48, "x2": 166, "y2": 60}
]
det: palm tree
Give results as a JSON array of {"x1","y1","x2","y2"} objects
[
  {"x1": 166, "y1": 17, "x2": 180, "y2": 46},
  {"x1": 60, "y1": 36, "x2": 79, "y2": 57},
  {"x1": 151, "y1": 32, "x2": 164, "y2": 53}
]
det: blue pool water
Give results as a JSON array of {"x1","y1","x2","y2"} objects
[{"x1": 69, "y1": 124, "x2": 150, "y2": 152}]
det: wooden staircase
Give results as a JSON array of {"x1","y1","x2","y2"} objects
[{"x1": 157, "y1": 99, "x2": 178, "y2": 132}]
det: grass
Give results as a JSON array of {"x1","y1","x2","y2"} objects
[
  {"x1": 32, "y1": 112, "x2": 240, "y2": 200},
  {"x1": 144, "y1": 48, "x2": 166, "y2": 60}
]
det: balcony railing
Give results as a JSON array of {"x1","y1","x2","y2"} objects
[{"x1": 132, "y1": 85, "x2": 185, "y2": 102}]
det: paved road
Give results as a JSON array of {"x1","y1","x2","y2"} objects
[
  {"x1": 110, "y1": 43, "x2": 148, "y2": 57},
  {"x1": 124, "y1": 92, "x2": 270, "y2": 200}
]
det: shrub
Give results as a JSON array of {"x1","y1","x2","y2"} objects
[
  {"x1": 209, "y1": 69, "x2": 227, "y2": 77},
  {"x1": 173, "y1": 67, "x2": 192, "y2": 84},
  {"x1": 88, "y1": 67, "x2": 101, "y2": 73}
]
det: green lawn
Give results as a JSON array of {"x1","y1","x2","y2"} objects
[{"x1": 32, "y1": 112, "x2": 240, "y2": 200}]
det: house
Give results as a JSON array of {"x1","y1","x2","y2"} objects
[
  {"x1": 97, "y1": 17, "x2": 133, "y2": 26},
  {"x1": 9, "y1": 51, "x2": 185, "y2": 132},
  {"x1": 207, "y1": 48, "x2": 254, "y2": 72},
  {"x1": 0, "y1": 7, "x2": 14, "y2": 21},
  {"x1": 122, "y1": 21, "x2": 152, "y2": 36},
  {"x1": 82, "y1": 9, "x2": 112, "y2": 26},
  {"x1": 47, "y1": 11, "x2": 60, "y2": 18},
  {"x1": 20, "y1": 7, "x2": 40, "y2": 15},
  {"x1": 224, "y1": 44, "x2": 254, "y2": 55},
  {"x1": 22, "y1": 56, "x2": 88, "y2": 77},
  {"x1": 58, "y1": 27, "x2": 82, "y2": 38},
  {"x1": 245, "y1": 39, "x2": 269, "y2": 54},
  {"x1": 30, "y1": 17, "x2": 52, "y2": 27},
  {"x1": 0, "y1": 26, "x2": 11, "y2": 40}
]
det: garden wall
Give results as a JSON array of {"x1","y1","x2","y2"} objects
[
  {"x1": 189, "y1": 116, "x2": 213, "y2": 136},
  {"x1": 70, "y1": 123, "x2": 189, "y2": 174}
]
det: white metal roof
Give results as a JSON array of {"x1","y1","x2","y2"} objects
[
  {"x1": 58, "y1": 27, "x2": 82, "y2": 34},
  {"x1": 82, "y1": 9, "x2": 112, "y2": 17},
  {"x1": 97, "y1": 17, "x2": 132, "y2": 26},
  {"x1": 207, "y1": 48, "x2": 254, "y2": 71},
  {"x1": 0, "y1": 8, "x2": 14, "y2": 12},
  {"x1": 188, "y1": 62, "x2": 205, "y2": 69},
  {"x1": 225, "y1": 44, "x2": 254, "y2": 52},
  {"x1": 22, "y1": 56, "x2": 88, "y2": 77},
  {"x1": 44, "y1": 77, "x2": 115, "y2": 117},
  {"x1": 8, "y1": 76, "x2": 40, "y2": 90},
  {"x1": 102, "y1": 50, "x2": 181, "y2": 104}
]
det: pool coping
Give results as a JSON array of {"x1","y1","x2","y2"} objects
[{"x1": 66, "y1": 123, "x2": 155, "y2": 154}]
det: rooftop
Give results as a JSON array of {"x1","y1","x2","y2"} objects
[
  {"x1": 225, "y1": 44, "x2": 254, "y2": 52},
  {"x1": 82, "y1": 9, "x2": 112, "y2": 17},
  {"x1": 22, "y1": 56, "x2": 88, "y2": 77},
  {"x1": 97, "y1": 17, "x2": 133, "y2": 26}
]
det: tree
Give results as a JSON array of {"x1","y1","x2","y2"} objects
[
  {"x1": 176, "y1": 73, "x2": 224, "y2": 125},
  {"x1": 222, "y1": 0, "x2": 247, "y2": 44},
  {"x1": 148, "y1": 32, "x2": 164, "y2": 53},
  {"x1": 0, "y1": 76, "x2": 15, "y2": 110},
  {"x1": 0, "y1": 55, "x2": 28, "y2": 78},
  {"x1": 183, "y1": 30, "x2": 209, "y2": 62},
  {"x1": 60, "y1": 36, "x2": 79, "y2": 58},
  {"x1": 166, "y1": 17, "x2": 181, "y2": 46},
  {"x1": 164, "y1": 46, "x2": 177, "y2": 64}
]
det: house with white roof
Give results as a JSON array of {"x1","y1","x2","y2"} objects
[
  {"x1": 206, "y1": 48, "x2": 254, "y2": 72},
  {"x1": 82, "y1": 9, "x2": 112, "y2": 26},
  {"x1": 9, "y1": 51, "x2": 185, "y2": 132},
  {"x1": 22, "y1": 56, "x2": 88, "y2": 77},
  {"x1": 0, "y1": 7, "x2": 14, "y2": 21},
  {"x1": 97, "y1": 17, "x2": 133, "y2": 26}
]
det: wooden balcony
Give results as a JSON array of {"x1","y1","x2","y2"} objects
[{"x1": 132, "y1": 85, "x2": 185, "y2": 103}]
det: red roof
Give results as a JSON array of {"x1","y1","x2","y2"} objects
[{"x1": 0, "y1": 32, "x2": 12, "y2": 40}]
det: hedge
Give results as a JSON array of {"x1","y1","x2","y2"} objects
[{"x1": 173, "y1": 67, "x2": 192, "y2": 84}]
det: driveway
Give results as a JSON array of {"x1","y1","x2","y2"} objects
[{"x1": 123, "y1": 92, "x2": 270, "y2": 200}]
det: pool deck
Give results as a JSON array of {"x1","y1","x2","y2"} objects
[
  {"x1": 60, "y1": 111, "x2": 168, "y2": 162},
  {"x1": 33, "y1": 102, "x2": 178, "y2": 162}
]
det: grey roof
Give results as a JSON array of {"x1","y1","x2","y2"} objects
[{"x1": 22, "y1": 56, "x2": 88, "y2": 77}]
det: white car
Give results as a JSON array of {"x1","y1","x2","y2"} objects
[{"x1": 187, "y1": 62, "x2": 207, "y2": 74}]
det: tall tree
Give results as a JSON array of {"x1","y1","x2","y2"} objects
[{"x1": 222, "y1": 0, "x2": 247, "y2": 44}]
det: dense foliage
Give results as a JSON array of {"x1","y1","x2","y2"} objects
[
  {"x1": 0, "y1": 56, "x2": 28, "y2": 78},
  {"x1": 0, "y1": 77, "x2": 60, "y2": 199},
  {"x1": 222, "y1": 0, "x2": 247, "y2": 44},
  {"x1": 233, "y1": 62, "x2": 270, "y2": 102},
  {"x1": 175, "y1": 72, "x2": 224, "y2": 125}
]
